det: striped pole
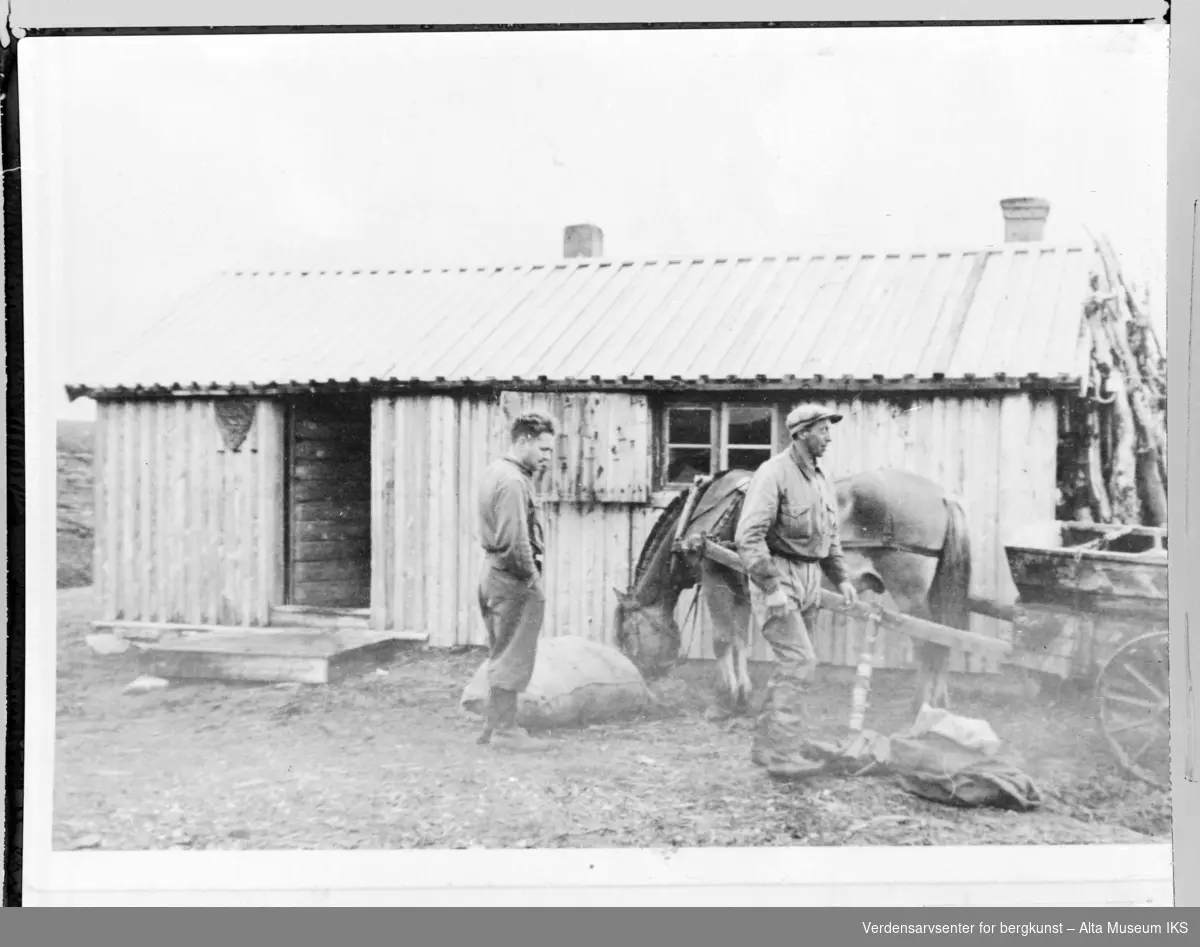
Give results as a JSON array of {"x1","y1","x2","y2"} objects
[{"x1": 848, "y1": 616, "x2": 880, "y2": 732}]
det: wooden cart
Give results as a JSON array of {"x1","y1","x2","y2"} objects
[{"x1": 1000, "y1": 521, "x2": 1169, "y2": 790}]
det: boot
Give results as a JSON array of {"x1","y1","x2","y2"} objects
[
  {"x1": 752, "y1": 669, "x2": 823, "y2": 780},
  {"x1": 476, "y1": 692, "x2": 502, "y2": 745},
  {"x1": 486, "y1": 688, "x2": 552, "y2": 753}
]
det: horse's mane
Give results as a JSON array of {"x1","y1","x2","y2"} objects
[{"x1": 634, "y1": 488, "x2": 691, "y2": 584}]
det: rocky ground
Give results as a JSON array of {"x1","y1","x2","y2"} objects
[{"x1": 54, "y1": 587, "x2": 1170, "y2": 852}]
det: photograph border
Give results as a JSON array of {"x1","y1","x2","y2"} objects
[{"x1": 9, "y1": 0, "x2": 1188, "y2": 907}]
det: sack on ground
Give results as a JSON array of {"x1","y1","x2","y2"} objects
[
  {"x1": 886, "y1": 732, "x2": 1043, "y2": 810},
  {"x1": 909, "y1": 702, "x2": 1002, "y2": 755},
  {"x1": 460, "y1": 635, "x2": 652, "y2": 730},
  {"x1": 817, "y1": 708, "x2": 1043, "y2": 811},
  {"x1": 886, "y1": 704, "x2": 1038, "y2": 809}
]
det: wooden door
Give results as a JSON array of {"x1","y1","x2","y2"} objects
[{"x1": 284, "y1": 394, "x2": 372, "y2": 608}]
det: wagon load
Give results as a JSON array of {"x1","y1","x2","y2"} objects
[{"x1": 460, "y1": 635, "x2": 652, "y2": 730}]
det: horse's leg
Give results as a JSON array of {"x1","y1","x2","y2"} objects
[
  {"x1": 913, "y1": 642, "x2": 952, "y2": 715},
  {"x1": 702, "y1": 562, "x2": 747, "y2": 713},
  {"x1": 735, "y1": 636, "x2": 752, "y2": 713},
  {"x1": 716, "y1": 631, "x2": 750, "y2": 715},
  {"x1": 865, "y1": 551, "x2": 948, "y2": 718},
  {"x1": 895, "y1": 601, "x2": 950, "y2": 716},
  {"x1": 725, "y1": 571, "x2": 756, "y2": 714},
  {"x1": 712, "y1": 633, "x2": 738, "y2": 709},
  {"x1": 731, "y1": 579, "x2": 754, "y2": 714}
]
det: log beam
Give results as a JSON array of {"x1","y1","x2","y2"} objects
[{"x1": 697, "y1": 539, "x2": 1012, "y2": 660}]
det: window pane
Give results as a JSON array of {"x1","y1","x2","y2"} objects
[
  {"x1": 667, "y1": 407, "x2": 712, "y2": 445},
  {"x1": 668, "y1": 447, "x2": 712, "y2": 482},
  {"x1": 727, "y1": 405, "x2": 772, "y2": 446},
  {"x1": 728, "y1": 447, "x2": 772, "y2": 471}
]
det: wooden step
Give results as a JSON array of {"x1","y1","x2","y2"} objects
[
  {"x1": 269, "y1": 605, "x2": 371, "y2": 631},
  {"x1": 130, "y1": 626, "x2": 428, "y2": 685},
  {"x1": 96, "y1": 619, "x2": 286, "y2": 642}
]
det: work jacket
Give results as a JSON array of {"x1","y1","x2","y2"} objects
[
  {"x1": 477, "y1": 456, "x2": 546, "y2": 581},
  {"x1": 734, "y1": 443, "x2": 849, "y2": 596}
]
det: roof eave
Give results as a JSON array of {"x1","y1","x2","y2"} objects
[{"x1": 68, "y1": 372, "x2": 1085, "y2": 403}]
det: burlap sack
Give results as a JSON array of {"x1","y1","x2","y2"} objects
[
  {"x1": 461, "y1": 635, "x2": 652, "y2": 730},
  {"x1": 807, "y1": 705, "x2": 1043, "y2": 811}
]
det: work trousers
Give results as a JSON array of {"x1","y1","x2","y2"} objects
[
  {"x1": 748, "y1": 558, "x2": 821, "y2": 764},
  {"x1": 477, "y1": 564, "x2": 546, "y2": 695}
]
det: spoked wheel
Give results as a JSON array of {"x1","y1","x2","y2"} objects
[{"x1": 1094, "y1": 630, "x2": 1170, "y2": 790}]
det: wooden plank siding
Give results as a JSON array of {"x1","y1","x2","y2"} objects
[
  {"x1": 92, "y1": 399, "x2": 285, "y2": 626},
  {"x1": 367, "y1": 390, "x2": 1058, "y2": 675},
  {"x1": 497, "y1": 390, "x2": 653, "y2": 503},
  {"x1": 91, "y1": 387, "x2": 1056, "y2": 675},
  {"x1": 371, "y1": 391, "x2": 653, "y2": 641}
]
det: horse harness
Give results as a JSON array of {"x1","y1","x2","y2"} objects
[
  {"x1": 670, "y1": 474, "x2": 750, "y2": 561},
  {"x1": 839, "y1": 514, "x2": 943, "y2": 559},
  {"x1": 837, "y1": 471, "x2": 944, "y2": 560},
  {"x1": 673, "y1": 470, "x2": 945, "y2": 563},
  {"x1": 681, "y1": 470, "x2": 950, "y2": 564}
]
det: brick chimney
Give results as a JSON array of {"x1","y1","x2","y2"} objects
[
  {"x1": 564, "y1": 223, "x2": 604, "y2": 259},
  {"x1": 999, "y1": 197, "x2": 1050, "y2": 243}
]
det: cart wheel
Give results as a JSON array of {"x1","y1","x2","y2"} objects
[{"x1": 1094, "y1": 629, "x2": 1170, "y2": 790}]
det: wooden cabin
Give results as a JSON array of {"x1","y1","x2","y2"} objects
[{"x1": 66, "y1": 202, "x2": 1120, "y2": 681}]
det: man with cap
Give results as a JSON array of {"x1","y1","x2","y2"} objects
[{"x1": 734, "y1": 403, "x2": 859, "y2": 781}]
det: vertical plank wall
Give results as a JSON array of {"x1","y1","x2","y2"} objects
[
  {"x1": 371, "y1": 391, "x2": 650, "y2": 640},
  {"x1": 370, "y1": 390, "x2": 1058, "y2": 676},
  {"x1": 92, "y1": 398, "x2": 284, "y2": 626}
]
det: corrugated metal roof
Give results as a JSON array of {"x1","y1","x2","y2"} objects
[{"x1": 67, "y1": 243, "x2": 1099, "y2": 397}]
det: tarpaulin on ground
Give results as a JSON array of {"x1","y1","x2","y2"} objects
[
  {"x1": 811, "y1": 704, "x2": 1043, "y2": 811},
  {"x1": 461, "y1": 635, "x2": 652, "y2": 730}
]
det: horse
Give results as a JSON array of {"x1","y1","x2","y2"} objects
[{"x1": 612, "y1": 466, "x2": 974, "y2": 717}]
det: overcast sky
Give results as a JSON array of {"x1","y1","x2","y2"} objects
[{"x1": 23, "y1": 24, "x2": 1167, "y2": 420}]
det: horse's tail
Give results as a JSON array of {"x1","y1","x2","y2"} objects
[{"x1": 928, "y1": 493, "x2": 973, "y2": 632}]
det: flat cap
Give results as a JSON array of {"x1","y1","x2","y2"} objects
[{"x1": 786, "y1": 403, "x2": 843, "y2": 434}]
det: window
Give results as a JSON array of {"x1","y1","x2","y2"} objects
[
  {"x1": 726, "y1": 405, "x2": 774, "y2": 471},
  {"x1": 661, "y1": 402, "x2": 778, "y2": 486},
  {"x1": 664, "y1": 405, "x2": 715, "y2": 484}
]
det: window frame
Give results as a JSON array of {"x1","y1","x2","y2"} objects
[
  {"x1": 657, "y1": 399, "x2": 782, "y2": 490},
  {"x1": 722, "y1": 402, "x2": 780, "y2": 474},
  {"x1": 660, "y1": 402, "x2": 718, "y2": 487}
]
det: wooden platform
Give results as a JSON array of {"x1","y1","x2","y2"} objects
[
  {"x1": 268, "y1": 604, "x2": 371, "y2": 630},
  {"x1": 130, "y1": 627, "x2": 426, "y2": 685},
  {"x1": 93, "y1": 610, "x2": 428, "y2": 684}
]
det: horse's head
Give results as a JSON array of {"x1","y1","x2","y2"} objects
[{"x1": 612, "y1": 587, "x2": 681, "y2": 679}]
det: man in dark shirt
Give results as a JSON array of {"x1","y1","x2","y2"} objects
[
  {"x1": 475, "y1": 411, "x2": 557, "y2": 751},
  {"x1": 735, "y1": 403, "x2": 859, "y2": 780}
]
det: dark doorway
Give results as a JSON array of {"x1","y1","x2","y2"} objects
[{"x1": 283, "y1": 394, "x2": 372, "y2": 608}]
